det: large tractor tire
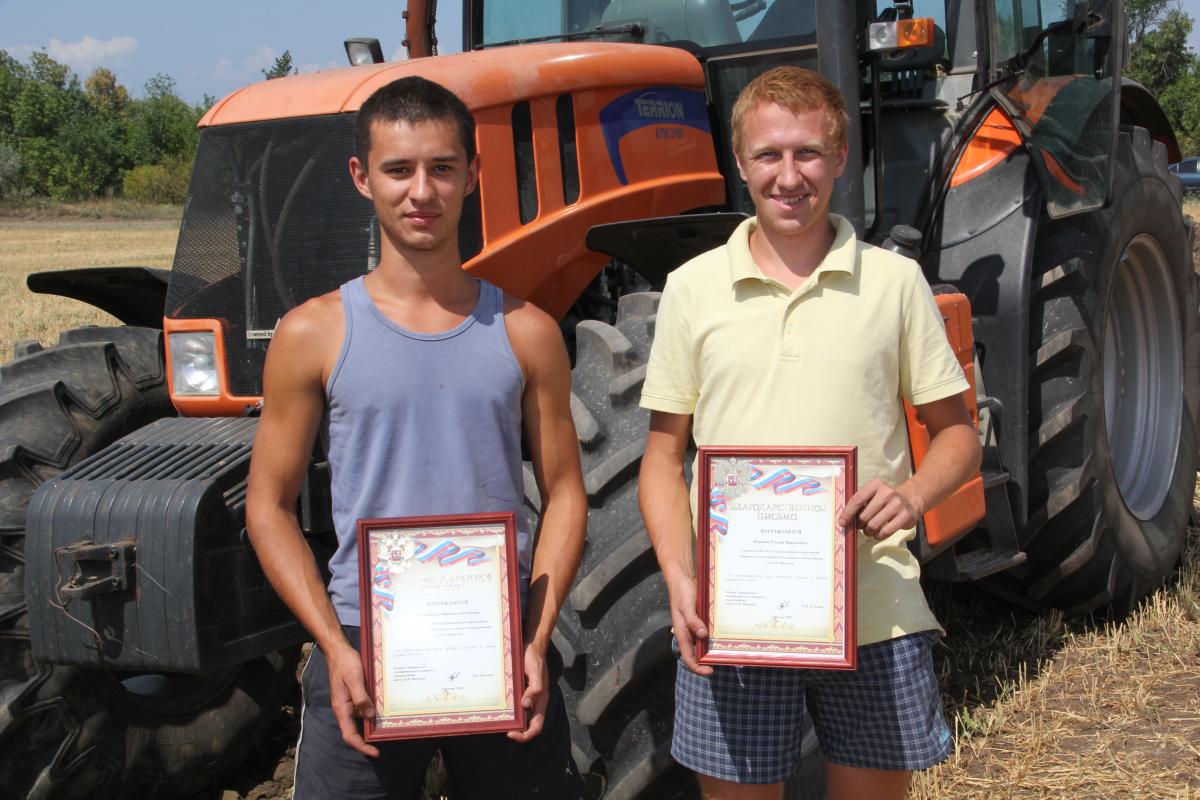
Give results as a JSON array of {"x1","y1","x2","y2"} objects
[
  {"x1": 542, "y1": 292, "x2": 691, "y2": 800},
  {"x1": 1018, "y1": 126, "x2": 1200, "y2": 615},
  {"x1": 0, "y1": 326, "x2": 296, "y2": 799},
  {"x1": 541, "y1": 295, "x2": 822, "y2": 799}
]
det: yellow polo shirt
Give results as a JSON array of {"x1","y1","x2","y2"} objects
[{"x1": 641, "y1": 214, "x2": 969, "y2": 645}]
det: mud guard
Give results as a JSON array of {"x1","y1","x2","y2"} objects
[
  {"x1": 1120, "y1": 78, "x2": 1182, "y2": 163},
  {"x1": 585, "y1": 212, "x2": 746, "y2": 286},
  {"x1": 923, "y1": 144, "x2": 1043, "y2": 529},
  {"x1": 27, "y1": 266, "x2": 170, "y2": 329}
]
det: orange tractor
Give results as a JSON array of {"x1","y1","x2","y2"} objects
[{"x1": 1, "y1": 1, "x2": 1195, "y2": 798}]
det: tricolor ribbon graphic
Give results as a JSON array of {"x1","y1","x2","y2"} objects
[
  {"x1": 371, "y1": 561, "x2": 394, "y2": 612},
  {"x1": 710, "y1": 486, "x2": 729, "y2": 536},
  {"x1": 749, "y1": 466, "x2": 826, "y2": 495}
]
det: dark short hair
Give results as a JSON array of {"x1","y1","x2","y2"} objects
[{"x1": 355, "y1": 76, "x2": 476, "y2": 164}]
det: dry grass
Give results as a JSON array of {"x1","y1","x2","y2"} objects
[
  {"x1": 1183, "y1": 196, "x2": 1200, "y2": 225},
  {"x1": 913, "y1": 509, "x2": 1200, "y2": 799},
  {"x1": 0, "y1": 221, "x2": 177, "y2": 357}
]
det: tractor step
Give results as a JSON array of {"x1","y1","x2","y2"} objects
[{"x1": 956, "y1": 548, "x2": 1027, "y2": 581}]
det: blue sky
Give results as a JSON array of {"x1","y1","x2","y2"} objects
[
  {"x1": 2, "y1": 1, "x2": 1199, "y2": 105},
  {"x1": 0, "y1": 1, "x2": 465, "y2": 103}
]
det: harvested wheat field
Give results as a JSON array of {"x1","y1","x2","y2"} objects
[
  {"x1": 913, "y1": 525, "x2": 1200, "y2": 800},
  {"x1": 2, "y1": 218, "x2": 1199, "y2": 799},
  {"x1": 0, "y1": 219, "x2": 178, "y2": 357}
]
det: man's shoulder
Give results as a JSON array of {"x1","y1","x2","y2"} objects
[
  {"x1": 273, "y1": 289, "x2": 344, "y2": 348},
  {"x1": 501, "y1": 290, "x2": 567, "y2": 382},
  {"x1": 665, "y1": 237, "x2": 735, "y2": 291},
  {"x1": 502, "y1": 291, "x2": 558, "y2": 341},
  {"x1": 855, "y1": 236, "x2": 917, "y2": 268},
  {"x1": 854, "y1": 239, "x2": 924, "y2": 286}
]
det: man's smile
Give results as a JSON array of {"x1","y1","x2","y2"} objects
[{"x1": 769, "y1": 192, "x2": 812, "y2": 209}]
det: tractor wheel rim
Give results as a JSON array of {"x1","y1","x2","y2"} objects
[{"x1": 1102, "y1": 233, "x2": 1184, "y2": 521}]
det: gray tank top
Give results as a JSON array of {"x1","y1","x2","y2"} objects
[{"x1": 321, "y1": 276, "x2": 530, "y2": 627}]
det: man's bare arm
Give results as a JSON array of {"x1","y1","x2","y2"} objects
[
  {"x1": 505, "y1": 300, "x2": 587, "y2": 742},
  {"x1": 244, "y1": 298, "x2": 380, "y2": 757},
  {"x1": 838, "y1": 393, "x2": 982, "y2": 539},
  {"x1": 638, "y1": 410, "x2": 713, "y2": 676}
]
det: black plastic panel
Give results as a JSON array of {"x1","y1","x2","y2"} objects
[{"x1": 26, "y1": 417, "x2": 309, "y2": 671}]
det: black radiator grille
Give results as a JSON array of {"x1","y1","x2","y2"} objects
[
  {"x1": 168, "y1": 114, "x2": 375, "y2": 397},
  {"x1": 61, "y1": 418, "x2": 257, "y2": 481}
]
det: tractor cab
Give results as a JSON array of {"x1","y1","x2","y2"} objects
[{"x1": 463, "y1": 0, "x2": 1127, "y2": 236}]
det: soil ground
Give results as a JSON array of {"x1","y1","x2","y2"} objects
[{"x1": 2, "y1": 206, "x2": 1199, "y2": 799}]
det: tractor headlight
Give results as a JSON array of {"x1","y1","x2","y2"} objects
[{"x1": 169, "y1": 332, "x2": 220, "y2": 396}]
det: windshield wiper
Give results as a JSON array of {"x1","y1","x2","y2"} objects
[
  {"x1": 478, "y1": 22, "x2": 645, "y2": 49},
  {"x1": 1009, "y1": 17, "x2": 1083, "y2": 72},
  {"x1": 954, "y1": 16, "x2": 1089, "y2": 110}
]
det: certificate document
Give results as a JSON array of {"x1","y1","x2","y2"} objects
[
  {"x1": 356, "y1": 513, "x2": 524, "y2": 740},
  {"x1": 696, "y1": 447, "x2": 857, "y2": 669}
]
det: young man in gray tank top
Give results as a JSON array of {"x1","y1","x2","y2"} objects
[{"x1": 246, "y1": 77, "x2": 588, "y2": 798}]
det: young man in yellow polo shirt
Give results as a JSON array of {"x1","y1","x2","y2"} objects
[{"x1": 638, "y1": 67, "x2": 982, "y2": 800}]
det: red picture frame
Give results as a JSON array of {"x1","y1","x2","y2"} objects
[
  {"x1": 696, "y1": 446, "x2": 857, "y2": 670},
  {"x1": 356, "y1": 512, "x2": 525, "y2": 740}
]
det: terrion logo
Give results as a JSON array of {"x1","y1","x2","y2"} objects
[{"x1": 633, "y1": 96, "x2": 685, "y2": 120}]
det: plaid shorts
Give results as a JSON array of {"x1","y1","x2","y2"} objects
[{"x1": 672, "y1": 631, "x2": 952, "y2": 783}]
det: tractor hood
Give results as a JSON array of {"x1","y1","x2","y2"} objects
[
  {"x1": 175, "y1": 41, "x2": 725, "y2": 407},
  {"x1": 199, "y1": 43, "x2": 706, "y2": 127}
]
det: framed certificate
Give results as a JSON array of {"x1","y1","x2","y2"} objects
[
  {"x1": 696, "y1": 447, "x2": 857, "y2": 669},
  {"x1": 356, "y1": 512, "x2": 525, "y2": 740}
]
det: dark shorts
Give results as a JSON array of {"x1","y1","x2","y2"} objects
[
  {"x1": 672, "y1": 631, "x2": 952, "y2": 783},
  {"x1": 293, "y1": 627, "x2": 584, "y2": 800}
]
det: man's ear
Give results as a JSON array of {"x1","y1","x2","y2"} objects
[
  {"x1": 734, "y1": 151, "x2": 748, "y2": 183},
  {"x1": 465, "y1": 154, "x2": 480, "y2": 195},
  {"x1": 833, "y1": 141, "x2": 849, "y2": 178},
  {"x1": 348, "y1": 155, "x2": 372, "y2": 200}
]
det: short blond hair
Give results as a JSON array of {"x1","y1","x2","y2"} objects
[{"x1": 730, "y1": 66, "x2": 849, "y2": 155}]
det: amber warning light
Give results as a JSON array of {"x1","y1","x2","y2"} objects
[{"x1": 867, "y1": 18, "x2": 935, "y2": 51}]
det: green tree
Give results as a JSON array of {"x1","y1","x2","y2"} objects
[
  {"x1": 0, "y1": 51, "x2": 29, "y2": 142},
  {"x1": 262, "y1": 50, "x2": 296, "y2": 80},
  {"x1": 0, "y1": 143, "x2": 20, "y2": 197},
  {"x1": 1126, "y1": 4, "x2": 1200, "y2": 156},
  {"x1": 84, "y1": 67, "x2": 130, "y2": 115},
  {"x1": 1126, "y1": 0, "x2": 1174, "y2": 46},
  {"x1": 125, "y1": 73, "x2": 202, "y2": 165},
  {"x1": 1157, "y1": 68, "x2": 1200, "y2": 155},
  {"x1": 0, "y1": 50, "x2": 183, "y2": 198},
  {"x1": 49, "y1": 113, "x2": 128, "y2": 198},
  {"x1": 27, "y1": 50, "x2": 71, "y2": 89},
  {"x1": 1126, "y1": 7, "x2": 1195, "y2": 93}
]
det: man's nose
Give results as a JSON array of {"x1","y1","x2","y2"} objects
[
  {"x1": 410, "y1": 167, "x2": 435, "y2": 201},
  {"x1": 777, "y1": 154, "x2": 801, "y2": 188}
]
